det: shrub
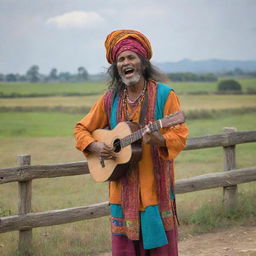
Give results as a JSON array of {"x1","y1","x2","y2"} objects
[{"x1": 217, "y1": 79, "x2": 242, "y2": 94}]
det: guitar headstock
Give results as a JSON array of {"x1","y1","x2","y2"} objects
[{"x1": 161, "y1": 111, "x2": 185, "y2": 128}]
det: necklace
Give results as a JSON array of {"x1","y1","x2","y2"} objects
[
  {"x1": 124, "y1": 81, "x2": 147, "y2": 104},
  {"x1": 122, "y1": 81, "x2": 147, "y2": 121}
]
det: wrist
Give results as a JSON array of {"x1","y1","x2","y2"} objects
[{"x1": 85, "y1": 141, "x2": 98, "y2": 153}]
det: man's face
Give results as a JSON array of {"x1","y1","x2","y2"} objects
[{"x1": 116, "y1": 50, "x2": 143, "y2": 87}]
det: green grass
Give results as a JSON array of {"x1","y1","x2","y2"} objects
[
  {"x1": 0, "y1": 112, "x2": 84, "y2": 137},
  {"x1": 1, "y1": 111, "x2": 255, "y2": 138},
  {"x1": 0, "y1": 82, "x2": 107, "y2": 96},
  {"x1": 0, "y1": 78, "x2": 256, "y2": 96},
  {"x1": 187, "y1": 112, "x2": 256, "y2": 136},
  {"x1": 179, "y1": 191, "x2": 256, "y2": 234},
  {"x1": 171, "y1": 78, "x2": 256, "y2": 94}
]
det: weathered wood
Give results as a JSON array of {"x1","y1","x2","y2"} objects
[
  {"x1": 17, "y1": 155, "x2": 32, "y2": 256},
  {"x1": 1, "y1": 167, "x2": 256, "y2": 233},
  {"x1": 0, "y1": 161, "x2": 89, "y2": 184},
  {"x1": 175, "y1": 166, "x2": 256, "y2": 194},
  {"x1": 223, "y1": 128, "x2": 238, "y2": 210},
  {"x1": 0, "y1": 130, "x2": 255, "y2": 184},
  {"x1": 0, "y1": 202, "x2": 109, "y2": 233},
  {"x1": 185, "y1": 130, "x2": 256, "y2": 150}
]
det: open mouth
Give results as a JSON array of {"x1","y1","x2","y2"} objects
[{"x1": 123, "y1": 67, "x2": 135, "y2": 77}]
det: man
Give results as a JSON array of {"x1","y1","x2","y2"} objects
[{"x1": 74, "y1": 29, "x2": 188, "y2": 256}]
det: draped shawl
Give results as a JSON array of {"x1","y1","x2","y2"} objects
[{"x1": 103, "y1": 81, "x2": 177, "y2": 249}]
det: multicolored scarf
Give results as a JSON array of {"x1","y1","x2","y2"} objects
[{"x1": 104, "y1": 81, "x2": 176, "y2": 240}]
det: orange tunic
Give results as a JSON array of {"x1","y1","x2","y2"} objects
[{"x1": 74, "y1": 90, "x2": 188, "y2": 209}]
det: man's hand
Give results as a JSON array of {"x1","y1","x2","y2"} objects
[
  {"x1": 142, "y1": 125, "x2": 166, "y2": 147},
  {"x1": 86, "y1": 141, "x2": 116, "y2": 159}
]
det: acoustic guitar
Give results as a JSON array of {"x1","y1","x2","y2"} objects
[{"x1": 87, "y1": 111, "x2": 185, "y2": 182}]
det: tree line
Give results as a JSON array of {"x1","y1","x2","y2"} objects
[
  {"x1": 1, "y1": 65, "x2": 256, "y2": 83},
  {"x1": 0, "y1": 65, "x2": 89, "y2": 83},
  {"x1": 0, "y1": 68, "x2": 219, "y2": 83},
  {"x1": 167, "y1": 72, "x2": 218, "y2": 82}
]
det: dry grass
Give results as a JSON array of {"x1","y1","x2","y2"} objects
[
  {"x1": 179, "y1": 94, "x2": 256, "y2": 111},
  {"x1": 0, "y1": 95, "x2": 255, "y2": 111}
]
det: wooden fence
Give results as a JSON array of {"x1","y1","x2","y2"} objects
[{"x1": 1, "y1": 128, "x2": 256, "y2": 255}]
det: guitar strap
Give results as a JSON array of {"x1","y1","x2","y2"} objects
[{"x1": 138, "y1": 86, "x2": 149, "y2": 126}]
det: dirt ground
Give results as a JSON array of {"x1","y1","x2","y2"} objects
[{"x1": 98, "y1": 225, "x2": 256, "y2": 256}]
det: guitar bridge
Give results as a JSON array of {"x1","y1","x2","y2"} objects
[{"x1": 100, "y1": 157, "x2": 105, "y2": 168}]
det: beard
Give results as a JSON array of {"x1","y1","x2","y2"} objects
[{"x1": 120, "y1": 68, "x2": 143, "y2": 87}]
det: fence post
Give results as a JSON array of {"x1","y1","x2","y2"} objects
[
  {"x1": 17, "y1": 155, "x2": 33, "y2": 256},
  {"x1": 223, "y1": 127, "x2": 237, "y2": 210}
]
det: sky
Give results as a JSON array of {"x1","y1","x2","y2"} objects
[{"x1": 0, "y1": 0, "x2": 256, "y2": 75}]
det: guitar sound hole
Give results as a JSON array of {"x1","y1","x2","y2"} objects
[{"x1": 113, "y1": 139, "x2": 121, "y2": 153}]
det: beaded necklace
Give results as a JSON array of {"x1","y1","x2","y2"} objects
[{"x1": 122, "y1": 82, "x2": 147, "y2": 121}]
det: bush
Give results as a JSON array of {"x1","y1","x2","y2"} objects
[
  {"x1": 247, "y1": 87, "x2": 256, "y2": 94},
  {"x1": 217, "y1": 79, "x2": 242, "y2": 94}
]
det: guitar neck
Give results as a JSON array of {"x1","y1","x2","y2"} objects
[
  {"x1": 120, "y1": 111, "x2": 185, "y2": 148},
  {"x1": 121, "y1": 120, "x2": 161, "y2": 148}
]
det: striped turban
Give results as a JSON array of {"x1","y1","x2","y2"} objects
[{"x1": 105, "y1": 29, "x2": 152, "y2": 64}]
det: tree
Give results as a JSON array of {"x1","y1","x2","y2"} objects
[
  {"x1": 77, "y1": 66, "x2": 89, "y2": 81},
  {"x1": 49, "y1": 68, "x2": 58, "y2": 80},
  {"x1": 0, "y1": 73, "x2": 4, "y2": 81},
  {"x1": 59, "y1": 72, "x2": 71, "y2": 82},
  {"x1": 217, "y1": 79, "x2": 242, "y2": 94},
  {"x1": 26, "y1": 65, "x2": 40, "y2": 82},
  {"x1": 5, "y1": 73, "x2": 17, "y2": 82}
]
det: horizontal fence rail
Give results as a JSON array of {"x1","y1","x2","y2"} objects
[
  {"x1": 0, "y1": 202, "x2": 109, "y2": 233},
  {"x1": 184, "y1": 130, "x2": 256, "y2": 150},
  {"x1": 0, "y1": 161, "x2": 88, "y2": 184},
  {"x1": 1, "y1": 166, "x2": 256, "y2": 233},
  {"x1": 1, "y1": 130, "x2": 256, "y2": 184}
]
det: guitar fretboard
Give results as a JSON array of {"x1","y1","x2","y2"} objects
[{"x1": 120, "y1": 120, "x2": 161, "y2": 148}]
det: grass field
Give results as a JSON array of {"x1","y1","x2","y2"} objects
[
  {"x1": 0, "y1": 78, "x2": 255, "y2": 255},
  {"x1": 0, "y1": 95, "x2": 256, "y2": 112},
  {"x1": 0, "y1": 78, "x2": 255, "y2": 96},
  {"x1": 0, "y1": 113, "x2": 255, "y2": 255},
  {"x1": 172, "y1": 78, "x2": 256, "y2": 94},
  {"x1": 0, "y1": 82, "x2": 107, "y2": 96}
]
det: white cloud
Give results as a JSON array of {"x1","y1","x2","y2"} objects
[{"x1": 46, "y1": 11, "x2": 104, "y2": 29}]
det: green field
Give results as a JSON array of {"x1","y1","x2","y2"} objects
[
  {"x1": 0, "y1": 82, "x2": 107, "y2": 96},
  {"x1": 0, "y1": 78, "x2": 256, "y2": 96},
  {"x1": 172, "y1": 78, "x2": 256, "y2": 94},
  {"x1": 0, "y1": 94, "x2": 256, "y2": 112},
  {"x1": 0, "y1": 79, "x2": 256, "y2": 256}
]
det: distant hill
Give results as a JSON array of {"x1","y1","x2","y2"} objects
[{"x1": 156, "y1": 59, "x2": 256, "y2": 73}]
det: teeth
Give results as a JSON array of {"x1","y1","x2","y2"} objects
[{"x1": 123, "y1": 68, "x2": 134, "y2": 74}]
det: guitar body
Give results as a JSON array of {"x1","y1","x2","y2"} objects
[
  {"x1": 86, "y1": 111, "x2": 185, "y2": 182},
  {"x1": 87, "y1": 122, "x2": 142, "y2": 182}
]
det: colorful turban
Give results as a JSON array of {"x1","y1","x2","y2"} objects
[{"x1": 105, "y1": 29, "x2": 152, "y2": 64}]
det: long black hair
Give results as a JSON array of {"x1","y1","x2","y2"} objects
[{"x1": 106, "y1": 55, "x2": 169, "y2": 93}]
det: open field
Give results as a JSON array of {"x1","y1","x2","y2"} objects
[
  {"x1": 0, "y1": 95, "x2": 256, "y2": 112},
  {"x1": 0, "y1": 114, "x2": 255, "y2": 255},
  {"x1": 0, "y1": 95, "x2": 100, "y2": 107},
  {"x1": 0, "y1": 110, "x2": 256, "y2": 139},
  {"x1": 0, "y1": 78, "x2": 256, "y2": 255},
  {"x1": 172, "y1": 78, "x2": 256, "y2": 94},
  {"x1": 0, "y1": 82, "x2": 107, "y2": 96},
  {"x1": 0, "y1": 78, "x2": 255, "y2": 96}
]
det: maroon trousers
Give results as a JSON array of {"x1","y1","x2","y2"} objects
[{"x1": 112, "y1": 228, "x2": 178, "y2": 256}]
